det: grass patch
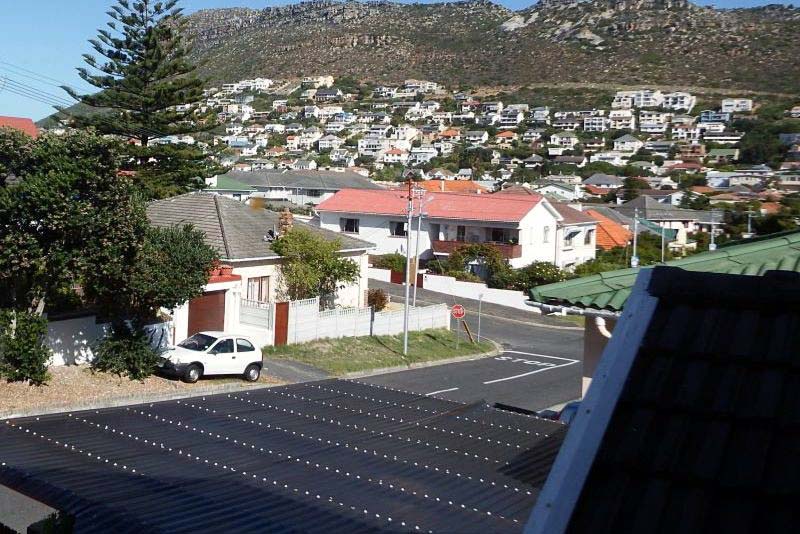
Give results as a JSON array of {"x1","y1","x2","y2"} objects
[{"x1": 263, "y1": 329, "x2": 494, "y2": 376}]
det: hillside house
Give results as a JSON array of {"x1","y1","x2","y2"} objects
[
  {"x1": 316, "y1": 189, "x2": 596, "y2": 270},
  {"x1": 147, "y1": 193, "x2": 372, "y2": 344}
]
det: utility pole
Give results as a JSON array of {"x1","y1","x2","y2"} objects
[
  {"x1": 403, "y1": 178, "x2": 413, "y2": 356},
  {"x1": 477, "y1": 293, "x2": 483, "y2": 343},
  {"x1": 709, "y1": 209, "x2": 718, "y2": 251},
  {"x1": 661, "y1": 224, "x2": 666, "y2": 263},
  {"x1": 631, "y1": 207, "x2": 639, "y2": 268},
  {"x1": 412, "y1": 188, "x2": 425, "y2": 307}
]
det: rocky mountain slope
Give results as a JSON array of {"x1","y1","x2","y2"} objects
[{"x1": 184, "y1": 0, "x2": 799, "y2": 93}]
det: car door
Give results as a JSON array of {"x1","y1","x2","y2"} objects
[
  {"x1": 205, "y1": 338, "x2": 236, "y2": 375},
  {"x1": 235, "y1": 338, "x2": 259, "y2": 373}
]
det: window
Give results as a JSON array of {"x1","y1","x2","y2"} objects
[
  {"x1": 390, "y1": 221, "x2": 408, "y2": 237},
  {"x1": 236, "y1": 339, "x2": 256, "y2": 352},
  {"x1": 585, "y1": 229, "x2": 595, "y2": 245},
  {"x1": 247, "y1": 276, "x2": 271, "y2": 302},
  {"x1": 564, "y1": 229, "x2": 580, "y2": 248},
  {"x1": 490, "y1": 228, "x2": 511, "y2": 243},
  {"x1": 177, "y1": 333, "x2": 217, "y2": 352},
  {"x1": 340, "y1": 218, "x2": 359, "y2": 233},
  {"x1": 211, "y1": 339, "x2": 234, "y2": 354},
  {"x1": 306, "y1": 189, "x2": 323, "y2": 197},
  {"x1": 456, "y1": 225, "x2": 466, "y2": 242},
  {"x1": 543, "y1": 226, "x2": 550, "y2": 243}
]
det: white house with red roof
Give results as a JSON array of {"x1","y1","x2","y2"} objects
[{"x1": 316, "y1": 189, "x2": 596, "y2": 269}]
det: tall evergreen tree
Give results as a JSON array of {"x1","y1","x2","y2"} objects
[{"x1": 65, "y1": 0, "x2": 219, "y2": 198}]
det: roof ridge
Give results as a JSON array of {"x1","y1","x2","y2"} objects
[{"x1": 213, "y1": 195, "x2": 233, "y2": 259}]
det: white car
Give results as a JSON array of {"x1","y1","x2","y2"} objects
[{"x1": 158, "y1": 331, "x2": 264, "y2": 383}]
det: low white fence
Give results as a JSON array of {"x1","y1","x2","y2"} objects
[
  {"x1": 285, "y1": 296, "x2": 450, "y2": 345},
  {"x1": 421, "y1": 273, "x2": 535, "y2": 312},
  {"x1": 367, "y1": 267, "x2": 392, "y2": 282},
  {"x1": 368, "y1": 268, "x2": 537, "y2": 312}
]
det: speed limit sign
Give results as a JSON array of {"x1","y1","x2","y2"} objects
[{"x1": 451, "y1": 304, "x2": 466, "y2": 319}]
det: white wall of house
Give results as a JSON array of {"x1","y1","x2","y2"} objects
[
  {"x1": 556, "y1": 224, "x2": 597, "y2": 270},
  {"x1": 319, "y1": 201, "x2": 573, "y2": 269}
]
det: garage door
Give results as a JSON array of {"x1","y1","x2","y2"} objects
[{"x1": 188, "y1": 290, "x2": 225, "y2": 336}]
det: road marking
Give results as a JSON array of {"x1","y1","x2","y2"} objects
[
  {"x1": 502, "y1": 350, "x2": 580, "y2": 363},
  {"x1": 483, "y1": 361, "x2": 579, "y2": 385},
  {"x1": 425, "y1": 387, "x2": 460, "y2": 396}
]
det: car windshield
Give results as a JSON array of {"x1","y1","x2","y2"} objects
[{"x1": 177, "y1": 333, "x2": 218, "y2": 351}]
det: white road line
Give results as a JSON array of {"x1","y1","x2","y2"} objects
[
  {"x1": 502, "y1": 350, "x2": 580, "y2": 363},
  {"x1": 483, "y1": 361, "x2": 579, "y2": 385},
  {"x1": 425, "y1": 387, "x2": 460, "y2": 396}
]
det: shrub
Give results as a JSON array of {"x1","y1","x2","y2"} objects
[
  {"x1": 91, "y1": 322, "x2": 159, "y2": 381},
  {"x1": 510, "y1": 262, "x2": 571, "y2": 291},
  {"x1": 0, "y1": 310, "x2": 50, "y2": 385},
  {"x1": 367, "y1": 288, "x2": 389, "y2": 311},
  {"x1": 371, "y1": 253, "x2": 407, "y2": 273}
]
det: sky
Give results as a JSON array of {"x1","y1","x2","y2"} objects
[{"x1": 1, "y1": 0, "x2": 792, "y2": 121}]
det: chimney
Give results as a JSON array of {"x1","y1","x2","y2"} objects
[{"x1": 279, "y1": 207, "x2": 294, "y2": 235}]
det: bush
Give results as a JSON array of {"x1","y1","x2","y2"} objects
[
  {"x1": 0, "y1": 310, "x2": 50, "y2": 385},
  {"x1": 371, "y1": 253, "x2": 407, "y2": 273},
  {"x1": 91, "y1": 322, "x2": 159, "y2": 381},
  {"x1": 509, "y1": 262, "x2": 571, "y2": 291},
  {"x1": 367, "y1": 288, "x2": 389, "y2": 311}
]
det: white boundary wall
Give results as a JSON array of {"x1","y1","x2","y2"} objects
[
  {"x1": 285, "y1": 297, "x2": 449, "y2": 345},
  {"x1": 367, "y1": 267, "x2": 392, "y2": 282},
  {"x1": 45, "y1": 316, "x2": 172, "y2": 366},
  {"x1": 368, "y1": 268, "x2": 536, "y2": 312}
]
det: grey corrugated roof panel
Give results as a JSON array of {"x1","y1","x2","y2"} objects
[
  {"x1": 1, "y1": 380, "x2": 565, "y2": 533},
  {"x1": 222, "y1": 169, "x2": 384, "y2": 191}
]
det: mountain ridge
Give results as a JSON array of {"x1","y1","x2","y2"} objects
[{"x1": 181, "y1": 0, "x2": 800, "y2": 93}]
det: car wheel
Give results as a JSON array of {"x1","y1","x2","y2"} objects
[
  {"x1": 243, "y1": 364, "x2": 261, "y2": 382},
  {"x1": 184, "y1": 364, "x2": 202, "y2": 384}
]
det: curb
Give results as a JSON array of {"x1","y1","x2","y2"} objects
[
  {"x1": 0, "y1": 381, "x2": 283, "y2": 421},
  {"x1": 343, "y1": 340, "x2": 502, "y2": 379}
]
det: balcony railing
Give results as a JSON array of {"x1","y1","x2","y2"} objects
[{"x1": 431, "y1": 240, "x2": 522, "y2": 259}]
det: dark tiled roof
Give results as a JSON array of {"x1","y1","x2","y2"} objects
[
  {"x1": 0, "y1": 379, "x2": 567, "y2": 533},
  {"x1": 564, "y1": 267, "x2": 800, "y2": 533},
  {"x1": 529, "y1": 230, "x2": 800, "y2": 311},
  {"x1": 147, "y1": 193, "x2": 372, "y2": 260},
  {"x1": 220, "y1": 169, "x2": 384, "y2": 191}
]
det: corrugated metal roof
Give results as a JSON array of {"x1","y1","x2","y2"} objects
[
  {"x1": 0, "y1": 380, "x2": 566, "y2": 533},
  {"x1": 529, "y1": 230, "x2": 800, "y2": 311}
]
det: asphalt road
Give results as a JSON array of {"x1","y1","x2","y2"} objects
[{"x1": 365, "y1": 281, "x2": 584, "y2": 412}]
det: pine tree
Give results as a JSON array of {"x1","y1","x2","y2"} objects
[{"x1": 64, "y1": 0, "x2": 220, "y2": 198}]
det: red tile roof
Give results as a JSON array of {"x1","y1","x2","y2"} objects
[
  {"x1": 585, "y1": 209, "x2": 633, "y2": 250},
  {"x1": 0, "y1": 116, "x2": 39, "y2": 138},
  {"x1": 317, "y1": 188, "x2": 542, "y2": 223},
  {"x1": 416, "y1": 180, "x2": 488, "y2": 193},
  {"x1": 584, "y1": 185, "x2": 614, "y2": 196}
]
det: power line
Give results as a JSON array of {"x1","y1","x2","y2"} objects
[{"x1": 1, "y1": 75, "x2": 173, "y2": 140}]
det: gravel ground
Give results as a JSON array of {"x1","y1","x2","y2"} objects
[{"x1": 0, "y1": 365, "x2": 284, "y2": 418}]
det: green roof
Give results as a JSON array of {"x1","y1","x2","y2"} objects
[
  {"x1": 206, "y1": 175, "x2": 256, "y2": 192},
  {"x1": 529, "y1": 230, "x2": 800, "y2": 312}
]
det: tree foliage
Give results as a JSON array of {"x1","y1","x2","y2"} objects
[
  {"x1": 0, "y1": 310, "x2": 50, "y2": 385},
  {"x1": 0, "y1": 131, "x2": 145, "y2": 316},
  {"x1": 271, "y1": 228, "x2": 360, "y2": 307},
  {"x1": 100, "y1": 225, "x2": 219, "y2": 321},
  {"x1": 65, "y1": 0, "x2": 220, "y2": 198}
]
